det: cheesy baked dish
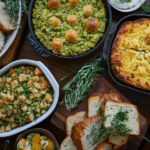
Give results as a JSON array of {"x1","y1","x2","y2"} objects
[
  {"x1": 0, "y1": 66, "x2": 53, "y2": 133},
  {"x1": 32, "y1": 0, "x2": 107, "y2": 56},
  {"x1": 17, "y1": 133, "x2": 55, "y2": 150},
  {"x1": 111, "y1": 18, "x2": 150, "y2": 91}
]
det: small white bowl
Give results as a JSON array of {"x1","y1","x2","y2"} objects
[
  {"x1": 0, "y1": 59, "x2": 59, "y2": 137},
  {"x1": 0, "y1": 1, "x2": 22, "y2": 58},
  {"x1": 108, "y1": 0, "x2": 146, "y2": 13}
]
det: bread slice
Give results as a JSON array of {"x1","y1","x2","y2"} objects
[
  {"x1": 66, "y1": 111, "x2": 87, "y2": 136},
  {"x1": 96, "y1": 141, "x2": 113, "y2": 150},
  {"x1": 60, "y1": 136, "x2": 77, "y2": 150},
  {"x1": 0, "y1": 2, "x2": 14, "y2": 33},
  {"x1": 88, "y1": 93, "x2": 121, "y2": 117},
  {"x1": 71, "y1": 116, "x2": 107, "y2": 150},
  {"x1": 104, "y1": 101, "x2": 140, "y2": 135},
  {"x1": 0, "y1": 30, "x2": 4, "y2": 51},
  {"x1": 108, "y1": 132, "x2": 129, "y2": 149}
]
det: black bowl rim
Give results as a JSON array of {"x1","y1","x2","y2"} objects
[
  {"x1": 104, "y1": 14, "x2": 150, "y2": 95},
  {"x1": 14, "y1": 128, "x2": 59, "y2": 150},
  {"x1": 28, "y1": 0, "x2": 112, "y2": 59}
]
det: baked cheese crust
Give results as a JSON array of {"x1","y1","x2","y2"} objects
[{"x1": 110, "y1": 18, "x2": 150, "y2": 91}]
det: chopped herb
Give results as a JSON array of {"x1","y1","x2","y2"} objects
[
  {"x1": 141, "y1": 3, "x2": 150, "y2": 13},
  {"x1": 120, "y1": 0, "x2": 132, "y2": 3},
  {"x1": 143, "y1": 136, "x2": 150, "y2": 143},
  {"x1": 3, "y1": 105, "x2": 11, "y2": 112},
  {"x1": 27, "y1": 133, "x2": 35, "y2": 144}
]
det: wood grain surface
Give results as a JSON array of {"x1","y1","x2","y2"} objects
[
  {"x1": 50, "y1": 60, "x2": 148, "y2": 150},
  {"x1": 0, "y1": 1, "x2": 150, "y2": 150}
]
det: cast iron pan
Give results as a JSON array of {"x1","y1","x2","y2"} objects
[
  {"x1": 103, "y1": 14, "x2": 150, "y2": 95},
  {"x1": 27, "y1": 0, "x2": 112, "y2": 59}
]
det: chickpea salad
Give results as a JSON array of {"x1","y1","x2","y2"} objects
[
  {"x1": 0, "y1": 66, "x2": 54, "y2": 133},
  {"x1": 32, "y1": 0, "x2": 107, "y2": 56},
  {"x1": 17, "y1": 133, "x2": 55, "y2": 150}
]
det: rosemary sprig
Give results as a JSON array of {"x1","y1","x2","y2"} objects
[
  {"x1": 59, "y1": 58, "x2": 104, "y2": 111},
  {"x1": 141, "y1": 3, "x2": 150, "y2": 13},
  {"x1": 3, "y1": 0, "x2": 28, "y2": 28}
]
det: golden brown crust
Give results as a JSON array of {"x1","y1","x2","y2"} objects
[
  {"x1": 96, "y1": 141, "x2": 112, "y2": 150},
  {"x1": 110, "y1": 18, "x2": 150, "y2": 91},
  {"x1": 66, "y1": 111, "x2": 86, "y2": 136},
  {"x1": 71, "y1": 116, "x2": 100, "y2": 150}
]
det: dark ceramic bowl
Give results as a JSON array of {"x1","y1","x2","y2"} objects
[
  {"x1": 103, "y1": 14, "x2": 150, "y2": 95},
  {"x1": 14, "y1": 128, "x2": 59, "y2": 150},
  {"x1": 27, "y1": 0, "x2": 112, "y2": 59}
]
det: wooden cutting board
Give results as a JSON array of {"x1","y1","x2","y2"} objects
[{"x1": 50, "y1": 73, "x2": 148, "y2": 150}]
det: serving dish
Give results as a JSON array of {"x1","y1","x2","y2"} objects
[
  {"x1": 14, "y1": 128, "x2": 59, "y2": 150},
  {"x1": 103, "y1": 14, "x2": 150, "y2": 95},
  {"x1": 27, "y1": 0, "x2": 112, "y2": 59},
  {"x1": 108, "y1": 0, "x2": 146, "y2": 13},
  {"x1": 0, "y1": 1, "x2": 22, "y2": 58},
  {"x1": 0, "y1": 59, "x2": 59, "y2": 137}
]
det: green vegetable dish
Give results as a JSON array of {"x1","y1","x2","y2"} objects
[
  {"x1": 0, "y1": 66, "x2": 54, "y2": 133},
  {"x1": 32, "y1": 0, "x2": 107, "y2": 56}
]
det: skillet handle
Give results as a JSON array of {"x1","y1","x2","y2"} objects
[
  {"x1": 103, "y1": 31, "x2": 115, "y2": 64},
  {"x1": 27, "y1": 33, "x2": 51, "y2": 58},
  {"x1": 3, "y1": 140, "x2": 10, "y2": 150}
]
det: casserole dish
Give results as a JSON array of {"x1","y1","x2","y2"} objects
[
  {"x1": 0, "y1": 59, "x2": 59, "y2": 137},
  {"x1": 27, "y1": 0, "x2": 112, "y2": 59},
  {"x1": 14, "y1": 128, "x2": 59, "y2": 150},
  {"x1": 103, "y1": 14, "x2": 150, "y2": 95}
]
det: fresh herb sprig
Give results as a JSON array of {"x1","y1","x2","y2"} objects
[
  {"x1": 59, "y1": 58, "x2": 104, "y2": 111},
  {"x1": 141, "y1": 3, "x2": 150, "y2": 13},
  {"x1": 3, "y1": 0, "x2": 28, "y2": 28}
]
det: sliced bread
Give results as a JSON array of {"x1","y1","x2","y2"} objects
[
  {"x1": 0, "y1": 2, "x2": 14, "y2": 33},
  {"x1": 96, "y1": 141, "x2": 113, "y2": 150},
  {"x1": 104, "y1": 101, "x2": 140, "y2": 135},
  {"x1": 88, "y1": 93, "x2": 121, "y2": 117},
  {"x1": 66, "y1": 111, "x2": 87, "y2": 136},
  {"x1": 0, "y1": 30, "x2": 4, "y2": 51},
  {"x1": 60, "y1": 136, "x2": 77, "y2": 150},
  {"x1": 71, "y1": 116, "x2": 107, "y2": 150},
  {"x1": 108, "y1": 132, "x2": 129, "y2": 149}
]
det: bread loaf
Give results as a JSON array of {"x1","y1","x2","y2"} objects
[
  {"x1": 66, "y1": 111, "x2": 87, "y2": 136},
  {"x1": 104, "y1": 101, "x2": 140, "y2": 135},
  {"x1": 96, "y1": 141, "x2": 113, "y2": 150},
  {"x1": 0, "y1": 30, "x2": 4, "y2": 51},
  {"x1": 0, "y1": 2, "x2": 14, "y2": 33},
  {"x1": 71, "y1": 116, "x2": 107, "y2": 150}
]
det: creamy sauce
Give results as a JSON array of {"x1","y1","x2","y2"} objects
[{"x1": 110, "y1": 0, "x2": 140, "y2": 9}]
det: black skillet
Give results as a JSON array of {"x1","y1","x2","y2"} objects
[
  {"x1": 103, "y1": 14, "x2": 150, "y2": 95},
  {"x1": 27, "y1": 0, "x2": 112, "y2": 59}
]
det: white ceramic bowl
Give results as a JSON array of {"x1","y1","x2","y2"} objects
[
  {"x1": 0, "y1": 59, "x2": 59, "y2": 137},
  {"x1": 0, "y1": 1, "x2": 22, "y2": 58},
  {"x1": 108, "y1": 0, "x2": 146, "y2": 13}
]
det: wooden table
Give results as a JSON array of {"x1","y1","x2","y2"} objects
[{"x1": 0, "y1": 3, "x2": 150, "y2": 150}]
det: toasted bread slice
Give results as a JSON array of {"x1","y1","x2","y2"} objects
[
  {"x1": 60, "y1": 136, "x2": 77, "y2": 150},
  {"x1": 71, "y1": 116, "x2": 107, "y2": 150},
  {"x1": 66, "y1": 111, "x2": 87, "y2": 136},
  {"x1": 0, "y1": 2, "x2": 14, "y2": 33},
  {"x1": 108, "y1": 132, "x2": 129, "y2": 149},
  {"x1": 0, "y1": 30, "x2": 4, "y2": 51},
  {"x1": 88, "y1": 93, "x2": 121, "y2": 117},
  {"x1": 104, "y1": 101, "x2": 140, "y2": 135},
  {"x1": 96, "y1": 141, "x2": 113, "y2": 150}
]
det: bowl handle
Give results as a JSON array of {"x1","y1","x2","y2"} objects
[
  {"x1": 103, "y1": 31, "x2": 115, "y2": 64},
  {"x1": 27, "y1": 33, "x2": 51, "y2": 58},
  {"x1": 3, "y1": 140, "x2": 10, "y2": 150}
]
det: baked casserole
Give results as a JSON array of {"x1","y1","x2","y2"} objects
[
  {"x1": 0, "y1": 66, "x2": 53, "y2": 133},
  {"x1": 110, "y1": 18, "x2": 150, "y2": 91},
  {"x1": 32, "y1": 0, "x2": 107, "y2": 56}
]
